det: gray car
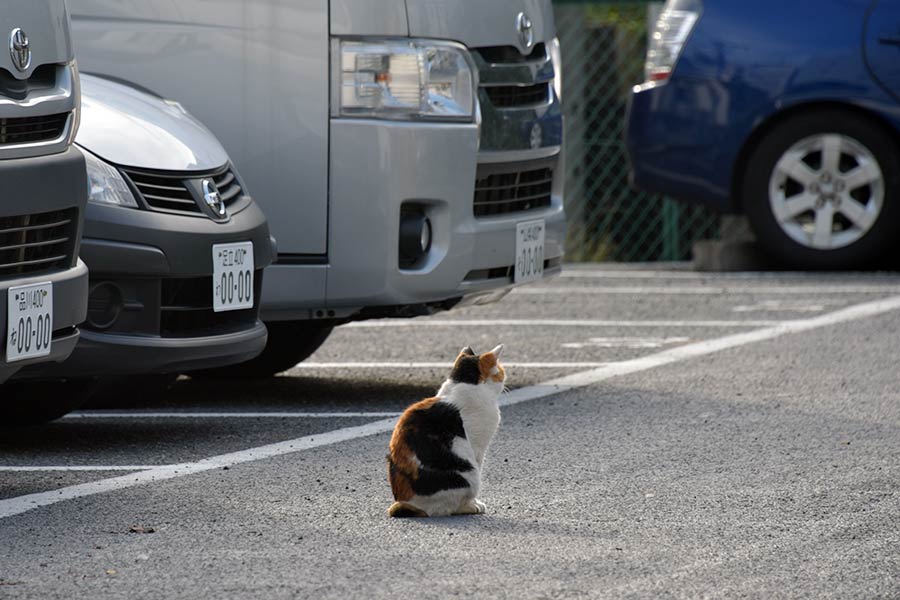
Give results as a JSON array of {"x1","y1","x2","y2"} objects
[
  {"x1": 0, "y1": 1, "x2": 90, "y2": 422},
  {"x1": 14, "y1": 74, "x2": 274, "y2": 410}
]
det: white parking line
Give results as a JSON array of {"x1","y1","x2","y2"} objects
[
  {"x1": 291, "y1": 362, "x2": 606, "y2": 369},
  {"x1": 1, "y1": 293, "x2": 899, "y2": 519},
  {"x1": 514, "y1": 285, "x2": 900, "y2": 295},
  {"x1": 559, "y1": 269, "x2": 900, "y2": 281},
  {"x1": 560, "y1": 337, "x2": 690, "y2": 349},
  {"x1": 345, "y1": 319, "x2": 782, "y2": 328},
  {"x1": 0, "y1": 466, "x2": 158, "y2": 472},
  {"x1": 65, "y1": 412, "x2": 402, "y2": 419}
]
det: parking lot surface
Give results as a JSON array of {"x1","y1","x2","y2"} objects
[{"x1": 1, "y1": 264, "x2": 899, "y2": 598}]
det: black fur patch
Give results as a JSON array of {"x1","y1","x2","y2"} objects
[
  {"x1": 401, "y1": 401, "x2": 473, "y2": 496},
  {"x1": 450, "y1": 355, "x2": 481, "y2": 385}
]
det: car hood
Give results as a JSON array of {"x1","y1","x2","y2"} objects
[
  {"x1": 404, "y1": 0, "x2": 555, "y2": 50},
  {"x1": 75, "y1": 73, "x2": 229, "y2": 172}
]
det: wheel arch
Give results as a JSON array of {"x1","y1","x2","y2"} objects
[{"x1": 730, "y1": 100, "x2": 900, "y2": 213}]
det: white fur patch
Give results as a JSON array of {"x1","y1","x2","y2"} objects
[{"x1": 438, "y1": 381, "x2": 502, "y2": 468}]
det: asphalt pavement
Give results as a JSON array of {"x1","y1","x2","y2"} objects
[{"x1": 0, "y1": 264, "x2": 898, "y2": 598}]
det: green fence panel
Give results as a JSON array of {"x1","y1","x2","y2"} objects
[{"x1": 554, "y1": 1, "x2": 720, "y2": 261}]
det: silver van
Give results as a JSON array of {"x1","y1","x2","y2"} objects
[
  {"x1": 1, "y1": 0, "x2": 89, "y2": 420},
  {"x1": 70, "y1": 0, "x2": 565, "y2": 376}
]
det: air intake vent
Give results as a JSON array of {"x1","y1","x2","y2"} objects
[
  {"x1": 0, "y1": 113, "x2": 69, "y2": 146},
  {"x1": 160, "y1": 272, "x2": 261, "y2": 338},
  {"x1": 477, "y1": 43, "x2": 546, "y2": 64},
  {"x1": 484, "y1": 83, "x2": 549, "y2": 108},
  {"x1": 0, "y1": 208, "x2": 77, "y2": 277},
  {"x1": 474, "y1": 167, "x2": 553, "y2": 218}
]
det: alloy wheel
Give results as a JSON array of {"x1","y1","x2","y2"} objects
[{"x1": 768, "y1": 134, "x2": 884, "y2": 250}]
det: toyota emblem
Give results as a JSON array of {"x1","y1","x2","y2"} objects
[
  {"x1": 9, "y1": 28, "x2": 31, "y2": 73},
  {"x1": 516, "y1": 12, "x2": 534, "y2": 51}
]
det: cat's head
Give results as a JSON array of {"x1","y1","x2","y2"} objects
[{"x1": 449, "y1": 344, "x2": 506, "y2": 388}]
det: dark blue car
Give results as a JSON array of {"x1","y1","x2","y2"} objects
[{"x1": 627, "y1": 0, "x2": 900, "y2": 268}]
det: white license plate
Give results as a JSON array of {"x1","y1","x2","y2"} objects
[
  {"x1": 515, "y1": 219, "x2": 545, "y2": 284},
  {"x1": 6, "y1": 282, "x2": 53, "y2": 363},
  {"x1": 213, "y1": 242, "x2": 254, "y2": 313}
]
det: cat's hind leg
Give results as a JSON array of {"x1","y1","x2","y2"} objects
[{"x1": 388, "y1": 501, "x2": 428, "y2": 518}]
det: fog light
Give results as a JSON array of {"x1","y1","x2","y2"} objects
[
  {"x1": 399, "y1": 212, "x2": 432, "y2": 268},
  {"x1": 86, "y1": 281, "x2": 123, "y2": 330}
]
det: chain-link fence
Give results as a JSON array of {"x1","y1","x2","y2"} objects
[{"x1": 555, "y1": 0, "x2": 720, "y2": 262}]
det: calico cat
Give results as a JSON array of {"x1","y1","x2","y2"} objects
[{"x1": 387, "y1": 344, "x2": 506, "y2": 518}]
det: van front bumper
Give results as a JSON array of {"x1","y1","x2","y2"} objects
[
  {"x1": 0, "y1": 148, "x2": 88, "y2": 384},
  {"x1": 1, "y1": 261, "x2": 88, "y2": 384},
  {"x1": 262, "y1": 119, "x2": 566, "y2": 321}
]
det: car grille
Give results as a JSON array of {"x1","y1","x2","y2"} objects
[
  {"x1": 0, "y1": 113, "x2": 69, "y2": 146},
  {"x1": 474, "y1": 43, "x2": 552, "y2": 109},
  {"x1": 484, "y1": 83, "x2": 549, "y2": 108},
  {"x1": 122, "y1": 167, "x2": 244, "y2": 218},
  {"x1": 0, "y1": 208, "x2": 77, "y2": 277},
  {"x1": 474, "y1": 167, "x2": 553, "y2": 217},
  {"x1": 160, "y1": 271, "x2": 262, "y2": 338}
]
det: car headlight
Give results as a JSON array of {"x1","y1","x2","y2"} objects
[
  {"x1": 82, "y1": 149, "x2": 138, "y2": 208},
  {"x1": 334, "y1": 38, "x2": 477, "y2": 121},
  {"x1": 549, "y1": 37, "x2": 562, "y2": 101}
]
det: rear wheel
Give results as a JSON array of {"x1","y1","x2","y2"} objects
[
  {"x1": 742, "y1": 109, "x2": 900, "y2": 269},
  {"x1": 0, "y1": 379, "x2": 98, "y2": 426},
  {"x1": 191, "y1": 321, "x2": 334, "y2": 379}
]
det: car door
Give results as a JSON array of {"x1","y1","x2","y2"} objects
[{"x1": 864, "y1": 0, "x2": 900, "y2": 104}]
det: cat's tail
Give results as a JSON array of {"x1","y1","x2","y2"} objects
[{"x1": 388, "y1": 501, "x2": 428, "y2": 518}]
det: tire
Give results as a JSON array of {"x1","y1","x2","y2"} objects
[
  {"x1": 742, "y1": 109, "x2": 900, "y2": 269},
  {"x1": 191, "y1": 321, "x2": 334, "y2": 379},
  {"x1": 0, "y1": 379, "x2": 98, "y2": 426}
]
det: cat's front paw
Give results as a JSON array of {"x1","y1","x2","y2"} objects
[{"x1": 454, "y1": 499, "x2": 487, "y2": 516}]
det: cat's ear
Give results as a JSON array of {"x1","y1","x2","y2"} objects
[
  {"x1": 460, "y1": 346, "x2": 476, "y2": 356},
  {"x1": 488, "y1": 344, "x2": 504, "y2": 359}
]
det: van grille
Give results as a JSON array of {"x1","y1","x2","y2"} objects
[
  {"x1": 0, "y1": 113, "x2": 69, "y2": 146},
  {"x1": 122, "y1": 167, "x2": 244, "y2": 218},
  {"x1": 474, "y1": 167, "x2": 553, "y2": 217},
  {"x1": 160, "y1": 271, "x2": 262, "y2": 338},
  {"x1": 484, "y1": 83, "x2": 549, "y2": 108},
  {"x1": 0, "y1": 208, "x2": 77, "y2": 276},
  {"x1": 477, "y1": 43, "x2": 546, "y2": 64},
  {"x1": 475, "y1": 44, "x2": 552, "y2": 109}
]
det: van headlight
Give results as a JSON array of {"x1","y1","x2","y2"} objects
[
  {"x1": 82, "y1": 149, "x2": 138, "y2": 208},
  {"x1": 333, "y1": 39, "x2": 477, "y2": 121}
]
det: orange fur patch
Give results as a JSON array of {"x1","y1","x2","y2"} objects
[
  {"x1": 387, "y1": 396, "x2": 439, "y2": 501},
  {"x1": 478, "y1": 353, "x2": 505, "y2": 383}
]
